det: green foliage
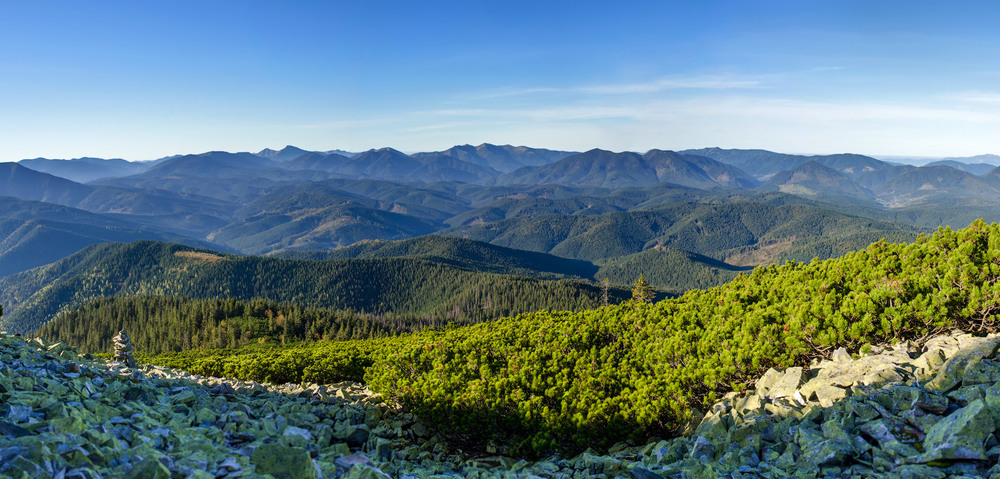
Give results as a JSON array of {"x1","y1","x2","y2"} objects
[
  {"x1": 631, "y1": 275, "x2": 653, "y2": 303},
  {"x1": 596, "y1": 247, "x2": 749, "y2": 294},
  {"x1": 211, "y1": 203, "x2": 440, "y2": 255},
  {"x1": 144, "y1": 339, "x2": 399, "y2": 385},
  {"x1": 120, "y1": 221, "x2": 1000, "y2": 459},
  {"x1": 36, "y1": 296, "x2": 431, "y2": 355},
  {"x1": 365, "y1": 220, "x2": 1000, "y2": 456}
]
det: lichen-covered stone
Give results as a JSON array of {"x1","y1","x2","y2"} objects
[
  {"x1": 693, "y1": 412, "x2": 729, "y2": 443},
  {"x1": 10, "y1": 328, "x2": 1000, "y2": 479},
  {"x1": 766, "y1": 367, "x2": 803, "y2": 399},
  {"x1": 754, "y1": 368, "x2": 783, "y2": 396},
  {"x1": 689, "y1": 436, "x2": 715, "y2": 462},
  {"x1": 925, "y1": 336, "x2": 1000, "y2": 393},
  {"x1": 920, "y1": 398, "x2": 995, "y2": 461}
]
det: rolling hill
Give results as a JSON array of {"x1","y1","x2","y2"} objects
[
  {"x1": 413, "y1": 143, "x2": 576, "y2": 172},
  {"x1": 644, "y1": 149, "x2": 759, "y2": 188},
  {"x1": 445, "y1": 196, "x2": 628, "y2": 227},
  {"x1": 496, "y1": 149, "x2": 756, "y2": 189},
  {"x1": 0, "y1": 162, "x2": 94, "y2": 205},
  {"x1": 759, "y1": 160, "x2": 879, "y2": 204},
  {"x1": 874, "y1": 165, "x2": 1000, "y2": 206},
  {"x1": 922, "y1": 159, "x2": 995, "y2": 175},
  {"x1": 0, "y1": 162, "x2": 238, "y2": 237},
  {"x1": 255, "y1": 145, "x2": 311, "y2": 163},
  {"x1": 445, "y1": 201, "x2": 920, "y2": 264},
  {"x1": 209, "y1": 203, "x2": 441, "y2": 255},
  {"x1": 276, "y1": 234, "x2": 599, "y2": 279},
  {"x1": 342, "y1": 147, "x2": 500, "y2": 182},
  {"x1": 682, "y1": 147, "x2": 895, "y2": 180},
  {"x1": 282, "y1": 151, "x2": 353, "y2": 172}
]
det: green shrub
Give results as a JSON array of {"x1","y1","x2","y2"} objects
[
  {"x1": 368, "y1": 220, "x2": 1000, "y2": 455},
  {"x1": 152, "y1": 221, "x2": 1000, "y2": 457}
]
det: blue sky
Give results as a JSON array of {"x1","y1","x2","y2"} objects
[{"x1": 2, "y1": 1, "x2": 1000, "y2": 161}]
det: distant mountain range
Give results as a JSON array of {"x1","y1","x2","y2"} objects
[
  {"x1": 7, "y1": 142, "x2": 1000, "y2": 335},
  {"x1": 4, "y1": 145, "x2": 1000, "y2": 278},
  {"x1": 940, "y1": 154, "x2": 1000, "y2": 165},
  {"x1": 0, "y1": 197, "x2": 220, "y2": 278},
  {"x1": 923, "y1": 160, "x2": 996, "y2": 175},
  {"x1": 442, "y1": 200, "x2": 919, "y2": 264}
]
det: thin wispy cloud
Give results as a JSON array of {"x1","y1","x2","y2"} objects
[
  {"x1": 391, "y1": 93, "x2": 1000, "y2": 156},
  {"x1": 950, "y1": 92, "x2": 1000, "y2": 104},
  {"x1": 424, "y1": 106, "x2": 636, "y2": 122},
  {"x1": 673, "y1": 97, "x2": 1000, "y2": 123},
  {"x1": 467, "y1": 75, "x2": 760, "y2": 100},
  {"x1": 257, "y1": 119, "x2": 391, "y2": 131},
  {"x1": 807, "y1": 66, "x2": 846, "y2": 72},
  {"x1": 577, "y1": 77, "x2": 761, "y2": 94},
  {"x1": 469, "y1": 87, "x2": 564, "y2": 100},
  {"x1": 425, "y1": 96, "x2": 1000, "y2": 125},
  {"x1": 401, "y1": 122, "x2": 470, "y2": 133}
]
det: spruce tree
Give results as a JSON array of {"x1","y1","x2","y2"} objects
[{"x1": 631, "y1": 275, "x2": 653, "y2": 303}]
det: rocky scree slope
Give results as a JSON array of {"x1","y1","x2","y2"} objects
[
  {"x1": 658, "y1": 330, "x2": 1000, "y2": 479},
  {"x1": 6, "y1": 330, "x2": 1000, "y2": 478}
]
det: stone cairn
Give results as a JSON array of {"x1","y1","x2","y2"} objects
[{"x1": 113, "y1": 329, "x2": 137, "y2": 368}]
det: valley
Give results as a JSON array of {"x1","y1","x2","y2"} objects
[
  {"x1": 5, "y1": 143, "x2": 988, "y2": 332},
  {"x1": 4, "y1": 144, "x2": 1000, "y2": 336}
]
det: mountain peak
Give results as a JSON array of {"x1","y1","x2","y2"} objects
[{"x1": 256, "y1": 145, "x2": 310, "y2": 163}]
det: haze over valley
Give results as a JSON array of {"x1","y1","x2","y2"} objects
[{"x1": 3, "y1": 142, "x2": 999, "y2": 333}]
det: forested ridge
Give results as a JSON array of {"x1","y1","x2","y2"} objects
[
  {"x1": 133, "y1": 221, "x2": 1000, "y2": 457},
  {"x1": 1, "y1": 240, "x2": 630, "y2": 334},
  {"x1": 445, "y1": 201, "x2": 919, "y2": 264},
  {"x1": 595, "y1": 247, "x2": 750, "y2": 293},
  {"x1": 273, "y1": 234, "x2": 599, "y2": 279}
]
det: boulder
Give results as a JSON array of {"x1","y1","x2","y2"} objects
[
  {"x1": 925, "y1": 336, "x2": 1000, "y2": 393},
  {"x1": 920, "y1": 398, "x2": 995, "y2": 461},
  {"x1": 689, "y1": 436, "x2": 715, "y2": 462},
  {"x1": 766, "y1": 367, "x2": 803, "y2": 399}
]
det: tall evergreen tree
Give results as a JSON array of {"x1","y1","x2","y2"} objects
[{"x1": 631, "y1": 275, "x2": 653, "y2": 303}]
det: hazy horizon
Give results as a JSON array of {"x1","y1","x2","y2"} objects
[
  {"x1": 12, "y1": 144, "x2": 1000, "y2": 167},
  {"x1": 3, "y1": 1, "x2": 1000, "y2": 162}
]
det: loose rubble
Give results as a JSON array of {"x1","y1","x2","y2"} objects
[
  {"x1": 4, "y1": 330, "x2": 1000, "y2": 478},
  {"x1": 642, "y1": 330, "x2": 1000, "y2": 478}
]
